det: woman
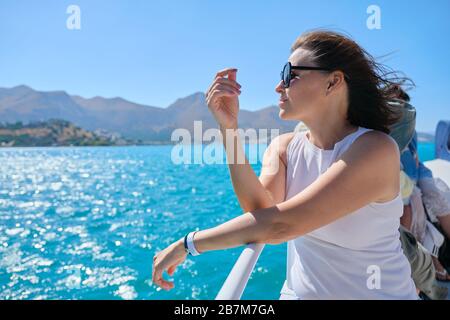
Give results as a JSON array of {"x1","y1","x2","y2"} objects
[{"x1": 152, "y1": 30, "x2": 418, "y2": 299}]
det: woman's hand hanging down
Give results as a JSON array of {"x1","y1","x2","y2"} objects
[
  {"x1": 205, "y1": 68, "x2": 241, "y2": 130},
  {"x1": 152, "y1": 239, "x2": 187, "y2": 291}
]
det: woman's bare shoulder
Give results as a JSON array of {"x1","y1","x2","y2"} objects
[
  {"x1": 265, "y1": 132, "x2": 296, "y2": 166},
  {"x1": 274, "y1": 132, "x2": 296, "y2": 148},
  {"x1": 352, "y1": 130, "x2": 400, "y2": 157},
  {"x1": 345, "y1": 130, "x2": 401, "y2": 201}
]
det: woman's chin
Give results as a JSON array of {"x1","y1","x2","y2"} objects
[{"x1": 279, "y1": 109, "x2": 291, "y2": 120}]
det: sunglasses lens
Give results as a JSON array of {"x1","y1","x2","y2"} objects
[{"x1": 282, "y1": 63, "x2": 290, "y2": 88}]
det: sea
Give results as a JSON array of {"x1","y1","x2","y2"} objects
[{"x1": 0, "y1": 142, "x2": 436, "y2": 300}]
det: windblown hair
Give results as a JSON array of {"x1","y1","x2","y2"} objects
[
  {"x1": 384, "y1": 84, "x2": 411, "y2": 102},
  {"x1": 291, "y1": 30, "x2": 413, "y2": 134}
]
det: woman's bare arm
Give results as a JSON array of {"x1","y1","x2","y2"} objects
[
  {"x1": 221, "y1": 128, "x2": 294, "y2": 212},
  {"x1": 193, "y1": 131, "x2": 401, "y2": 252},
  {"x1": 205, "y1": 68, "x2": 293, "y2": 212},
  {"x1": 153, "y1": 131, "x2": 400, "y2": 289}
]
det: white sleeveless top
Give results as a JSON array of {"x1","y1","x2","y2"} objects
[{"x1": 279, "y1": 126, "x2": 418, "y2": 300}]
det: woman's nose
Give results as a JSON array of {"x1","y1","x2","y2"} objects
[{"x1": 275, "y1": 80, "x2": 285, "y2": 94}]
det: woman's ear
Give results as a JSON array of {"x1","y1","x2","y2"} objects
[{"x1": 326, "y1": 71, "x2": 345, "y2": 94}]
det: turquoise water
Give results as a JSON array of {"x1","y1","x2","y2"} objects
[
  {"x1": 417, "y1": 142, "x2": 436, "y2": 162},
  {"x1": 0, "y1": 143, "x2": 436, "y2": 300}
]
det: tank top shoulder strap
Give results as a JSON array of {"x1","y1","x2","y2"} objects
[
  {"x1": 286, "y1": 130, "x2": 307, "y2": 163},
  {"x1": 345, "y1": 127, "x2": 373, "y2": 146},
  {"x1": 286, "y1": 126, "x2": 374, "y2": 162},
  {"x1": 333, "y1": 127, "x2": 373, "y2": 157}
]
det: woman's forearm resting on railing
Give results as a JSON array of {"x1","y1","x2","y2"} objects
[{"x1": 191, "y1": 206, "x2": 286, "y2": 254}]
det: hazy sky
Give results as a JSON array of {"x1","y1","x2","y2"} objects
[{"x1": 1, "y1": 0, "x2": 449, "y2": 132}]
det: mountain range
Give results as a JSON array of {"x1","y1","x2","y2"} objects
[
  {"x1": 0, "y1": 85, "x2": 436, "y2": 144},
  {"x1": 0, "y1": 85, "x2": 298, "y2": 143}
]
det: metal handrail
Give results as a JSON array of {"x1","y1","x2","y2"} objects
[{"x1": 215, "y1": 243, "x2": 265, "y2": 300}]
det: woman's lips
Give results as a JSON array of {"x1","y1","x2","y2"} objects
[{"x1": 279, "y1": 98, "x2": 288, "y2": 106}]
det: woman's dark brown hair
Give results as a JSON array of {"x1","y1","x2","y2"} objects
[
  {"x1": 384, "y1": 84, "x2": 411, "y2": 102},
  {"x1": 291, "y1": 30, "x2": 412, "y2": 134}
]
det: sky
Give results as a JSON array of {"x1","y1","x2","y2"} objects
[{"x1": 0, "y1": 0, "x2": 449, "y2": 133}]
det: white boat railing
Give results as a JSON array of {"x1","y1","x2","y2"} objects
[{"x1": 215, "y1": 243, "x2": 265, "y2": 300}]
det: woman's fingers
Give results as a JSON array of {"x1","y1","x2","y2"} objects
[
  {"x1": 206, "y1": 84, "x2": 241, "y2": 105},
  {"x1": 206, "y1": 78, "x2": 241, "y2": 99},
  {"x1": 151, "y1": 240, "x2": 189, "y2": 292},
  {"x1": 217, "y1": 77, "x2": 241, "y2": 91},
  {"x1": 157, "y1": 277, "x2": 174, "y2": 290},
  {"x1": 206, "y1": 68, "x2": 240, "y2": 96},
  {"x1": 206, "y1": 89, "x2": 238, "y2": 106},
  {"x1": 215, "y1": 68, "x2": 238, "y2": 79},
  {"x1": 206, "y1": 84, "x2": 241, "y2": 106},
  {"x1": 209, "y1": 83, "x2": 241, "y2": 96},
  {"x1": 152, "y1": 263, "x2": 174, "y2": 290},
  {"x1": 167, "y1": 265, "x2": 177, "y2": 276},
  {"x1": 228, "y1": 69, "x2": 237, "y2": 82}
]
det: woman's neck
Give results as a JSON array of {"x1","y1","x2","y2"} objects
[{"x1": 305, "y1": 121, "x2": 358, "y2": 150}]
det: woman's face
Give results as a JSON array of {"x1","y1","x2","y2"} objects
[{"x1": 275, "y1": 48, "x2": 330, "y2": 121}]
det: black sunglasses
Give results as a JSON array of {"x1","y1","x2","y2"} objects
[{"x1": 280, "y1": 62, "x2": 331, "y2": 88}]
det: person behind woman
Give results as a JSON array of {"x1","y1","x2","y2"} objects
[
  {"x1": 384, "y1": 84, "x2": 448, "y2": 297},
  {"x1": 152, "y1": 30, "x2": 418, "y2": 299},
  {"x1": 391, "y1": 86, "x2": 450, "y2": 281},
  {"x1": 402, "y1": 134, "x2": 450, "y2": 242}
]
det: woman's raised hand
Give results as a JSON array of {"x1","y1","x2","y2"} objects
[{"x1": 205, "y1": 68, "x2": 241, "y2": 130}]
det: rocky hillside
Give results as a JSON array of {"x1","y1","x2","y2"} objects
[{"x1": 0, "y1": 119, "x2": 131, "y2": 147}]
